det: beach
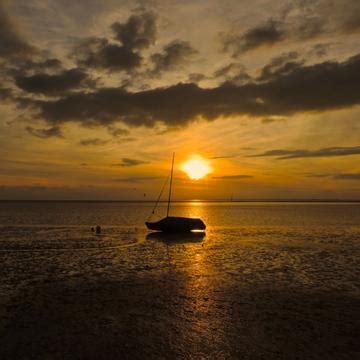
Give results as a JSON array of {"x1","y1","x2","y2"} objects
[{"x1": 1, "y1": 202, "x2": 359, "y2": 359}]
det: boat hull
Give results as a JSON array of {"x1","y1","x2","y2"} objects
[{"x1": 145, "y1": 216, "x2": 206, "y2": 232}]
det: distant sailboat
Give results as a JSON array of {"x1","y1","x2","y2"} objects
[{"x1": 145, "y1": 153, "x2": 206, "y2": 232}]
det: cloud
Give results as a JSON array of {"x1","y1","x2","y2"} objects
[
  {"x1": 15, "y1": 68, "x2": 90, "y2": 96},
  {"x1": 79, "y1": 138, "x2": 109, "y2": 146},
  {"x1": 307, "y1": 43, "x2": 332, "y2": 58},
  {"x1": 222, "y1": 1, "x2": 360, "y2": 56},
  {"x1": 30, "y1": 58, "x2": 62, "y2": 71},
  {"x1": 213, "y1": 63, "x2": 251, "y2": 85},
  {"x1": 294, "y1": 17, "x2": 324, "y2": 40},
  {"x1": 14, "y1": 58, "x2": 62, "y2": 73},
  {"x1": 107, "y1": 126, "x2": 130, "y2": 137},
  {"x1": 111, "y1": 11, "x2": 157, "y2": 50},
  {"x1": 223, "y1": 20, "x2": 285, "y2": 55},
  {"x1": 334, "y1": 173, "x2": 360, "y2": 180},
  {"x1": 307, "y1": 173, "x2": 360, "y2": 180},
  {"x1": 295, "y1": 0, "x2": 360, "y2": 36},
  {"x1": 26, "y1": 126, "x2": 63, "y2": 139},
  {"x1": 112, "y1": 158, "x2": 149, "y2": 167},
  {"x1": 6, "y1": 58, "x2": 63, "y2": 82},
  {"x1": 150, "y1": 40, "x2": 197, "y2": 75},
  {"x1": 0, "y1": 87, "x2": 12, "y2": 100},
  {"x1": 213, "y1": 174, "x2": 253, "y2": 179},
  {"x1": 0, "y1": 3, "x2": 34, "y2": 59},
  {"x1": 72, "y1": 37, "x2": 142, "y2": 72},
  {"x1": 188, "y1": 73, "x2": 206, "y2": 83},
  {"x1": 251, "y1": 146, "x2": 360, "y2": 160},
  {"x1": 72, "y1": 11, "x2": 156, "y2": 72},
  {"x1": 258, "y1": 51, "x2": 302, "y2": 81},
  {"x1": 30, "y1": 54, "x2": 360, "y2": 129}
]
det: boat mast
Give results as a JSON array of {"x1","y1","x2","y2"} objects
[{"x1": 166, "y1": 152, "x2": 175, "y2": 217}]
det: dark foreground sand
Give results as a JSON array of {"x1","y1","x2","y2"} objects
[{"x1": 1, "y1": 227, "x2": 359, "y2": 359}]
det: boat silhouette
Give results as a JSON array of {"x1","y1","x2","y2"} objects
[{"x1": 145, "y1": 153, "x2": 206, "y2": 233}]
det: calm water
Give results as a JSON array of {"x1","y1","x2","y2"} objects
[
  {"x1": 0, "y1": 201, "x2": 359, "y2": 250},
  {"x1": 1, "y1": 202, "x2": 359, "y2": 359}
]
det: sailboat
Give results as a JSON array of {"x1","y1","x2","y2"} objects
[{"x1": 145, "y1": 153, "x2": 206, "y2": 232}]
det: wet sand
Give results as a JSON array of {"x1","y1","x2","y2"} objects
[{"x1": 1, "y1": 226, "x2": 359, "y2": 359}]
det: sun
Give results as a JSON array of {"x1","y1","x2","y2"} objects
[{"x1": 181, "y1": 156, "x2": 212, "y2": 180}]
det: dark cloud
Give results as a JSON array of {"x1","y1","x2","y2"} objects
[
  {"x1": 150, "y1": 40, "x2": 197, "y2": 74},
  {"x1": 213, "y1": 63, "x2": 251, "y2": 85},
  {"x1": 111, "y1": 12, "x2": 156, "y2": 50},
  {"x1": 188, "y1": 73, "x2": 206, "y2": 83},
  {"x1": 0, "y1": 3, "x2": 34, "y2": 59},
  {"x1": 31, "y1": 54, "x2": 360, "y2": 129},
  {"x1": 36, "y1": 58, "x2": 62, "y2": 69},
  {"x1": 258, "y1": 52, "x2": 302, "y2": 81},
  {"x1": 112, "y1": 158, "x2": 149, "y2": 167},
  {"x1": 213, "y1": 174, "x2": 253, "y2": 179},
  {"x1": 79, "y1": 138, "x2": 109, "y2": 146},
  {"x1": 107, "y1": 126, "x2": 130, "y2": 137},
  {"x1": 0, "y1": 87, "x2": 12, "y2": 100},
  {"x1": 5, "y1": 58, "x2": 64, "y2": 94},
  {"x1": 307, "y1": 173, "x2": 360, "y2": 180},
  {"x1": 307, "y1": 43, "x2": 331, "y2": 58},
  {"x1": 223, "y1": 20, "x2": 285, "y2": 55},
  {"x1": 251, "y1": 146, "x2": 360, "y2": 160},
  {"x1": 5, "y1": 58, "x2": 63, "y2": 81},
  {"x1": 15, "y1": 68, "x2": 89, "y2": 96},
  {"x1": 214, "y1": 63, "x2": 245, "y2": 78},
  {"x1": 72, "y1": 37, "x2": 142, "y2": 72},
  {"x1": 26, "y1": 126, "x2": 63, "y2": 139},
  {"x1": 334, "y1": 173, "x2": 360, "y2": 180},
  {"x1": 72, "y1": 11, "x2": 156, "y2": 73}
]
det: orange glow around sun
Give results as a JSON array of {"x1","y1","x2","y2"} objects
[{"x1": 181, "y1": 156, "x2": 212, "y2": 180}]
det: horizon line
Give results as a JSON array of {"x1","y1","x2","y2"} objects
[{"x1": 0, "y1": 199, "x2": 359, "y2": 203}]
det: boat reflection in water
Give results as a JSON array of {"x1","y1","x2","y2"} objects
[{"x1": 146, "y1": 231, "x2": 205, "y2": 244}]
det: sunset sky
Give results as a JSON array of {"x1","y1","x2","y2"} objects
[{"x1": 1, "y1": 0, "x2": 359, "y2": 200}]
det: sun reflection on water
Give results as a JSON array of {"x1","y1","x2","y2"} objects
[{"x1": 185, "y1": 200, "x2": 206, "y2": 219}]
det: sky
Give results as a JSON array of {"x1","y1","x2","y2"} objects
[{"x1": 0, "y1": 0, "x2": 359, "y2": 200}]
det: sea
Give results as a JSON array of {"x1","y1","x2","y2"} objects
[{"x1": 1, "y1": 201, "x2": 359, "y2": 359}]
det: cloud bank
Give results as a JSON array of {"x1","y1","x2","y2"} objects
[
  {"x1": 112, "y1": 158, "x2": 149, "y2": 167},
  {"x1": 251, "y1": 146, "x2": 360, "y2": 160},
  {"x1": 30, "y1": 54, "x2": 360, "y2": 129}
]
